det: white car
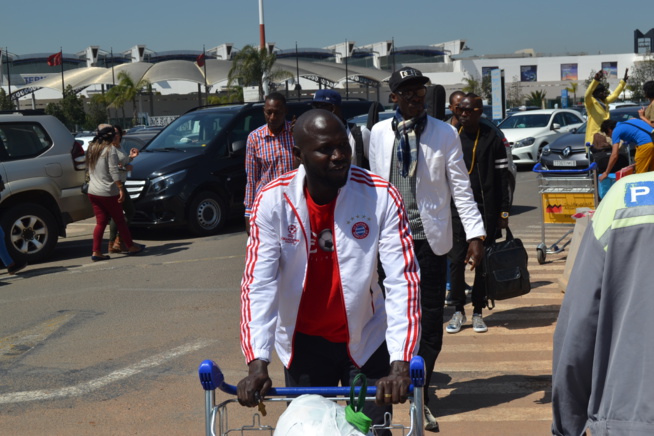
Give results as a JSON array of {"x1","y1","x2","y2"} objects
[
  {"x1": 74, "y1": 133, "x2": 95, "y2": 151},
  {"x1": 498, "y1": 109, "x2": 585, "y2": 165}
]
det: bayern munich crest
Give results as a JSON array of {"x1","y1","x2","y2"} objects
[{"x1": 351, "y1": 222, "x2": 369, "y2": 239}]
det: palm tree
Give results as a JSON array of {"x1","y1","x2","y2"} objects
[
  {"x1": 106, "y1": 71, "x2": 150, "y2": 126},
  {"x1": 566, "y1": 82, "x2": 578, "y2": 105},
  {"x1": 527, "y1": 90, "x2": 547, "y2": 108},
  {"x1": 228, "y1": 45, "x2": 293, "y2": 101}
]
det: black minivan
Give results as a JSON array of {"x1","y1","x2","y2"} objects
[{"x1": 125, "y1": 100, "x2": 374, "y2": 235}]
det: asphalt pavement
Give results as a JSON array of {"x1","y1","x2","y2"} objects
[{"x1": 0, "y1": 168, "x2": 577, "y2": 435}]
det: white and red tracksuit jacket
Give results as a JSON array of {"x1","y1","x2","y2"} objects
[{"x1": 240, "y1": 165, "x2": 421, "y2": 368}]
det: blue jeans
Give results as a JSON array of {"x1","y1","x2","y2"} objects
[{"x1": 0, "y1": 226, "x2": 14, "y2": 266}]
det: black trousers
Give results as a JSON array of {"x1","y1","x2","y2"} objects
[
  {"x1": 285, "y1": 332, "x2": 392, "y2": 435},
  {"x1": 413, "y1": 239, "x2": 447, "y2": 405},
  {"x1": 377, "y1": 239, "x2": 446, "y2": 406},
  {"x1": 447, "y1": 214, "x2": 495, "y2": 313}
]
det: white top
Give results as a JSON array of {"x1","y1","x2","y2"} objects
[{"x1": 369, "y1": 116, "x2": 485, "y2": 255}]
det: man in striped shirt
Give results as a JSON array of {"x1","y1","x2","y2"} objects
[{"x1": 244, "y1": 92, "x2": 295, "y2": 235}]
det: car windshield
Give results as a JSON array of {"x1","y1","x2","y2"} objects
[
  {"x1": 499, "y1": 114, "x2": 551, "y2": 129},
  {"x1": 610, "y1": 109, "x2": 640, "y2": 123},
  {"x1": 144, "y1": 106, "x2": 244, "y2": 151}
]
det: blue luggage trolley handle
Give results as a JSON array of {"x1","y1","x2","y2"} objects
[{"x1": 199, "y1": 355, "x2": 426, "y2": 436}]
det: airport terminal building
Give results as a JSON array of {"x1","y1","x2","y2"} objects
[{"x1": 2, "y1": 30, "x2": 652, "y2": 116}]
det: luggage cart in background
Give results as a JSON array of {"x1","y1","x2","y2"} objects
[
  {"x1": 198, "y1": 356, "x2": 426, "y2": 436},
  {"x1": 532, "y1": 163, "x2": 599, "y2": 264}
]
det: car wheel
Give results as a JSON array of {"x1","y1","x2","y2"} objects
[
  {"x1": 187, "y1": 191, "x2": 227, "y2": 236},
  {"x1": 1, "y1": 204, "x2": 59, "y2": 263}
]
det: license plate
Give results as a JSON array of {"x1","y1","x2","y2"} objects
[{"x1": 552, "y1": 160, "x2": 576, "y2": 167}]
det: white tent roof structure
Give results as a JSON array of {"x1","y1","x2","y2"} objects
[{"x1": 18, "y1": 59, "x2": 392, "y2": 93}]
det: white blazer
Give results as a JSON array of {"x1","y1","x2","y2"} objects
[{"x1": 369, "y1": 116, "x2": 485, "y2": 255}]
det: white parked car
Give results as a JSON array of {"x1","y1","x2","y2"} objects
[
  {"x1": 74, "y1": 133, "x2": 95, "y2": 151},
  {"x1": 498, "y1": 109, "x2": 585, "y2": 165}
]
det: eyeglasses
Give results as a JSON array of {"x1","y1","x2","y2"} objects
[
  {"x1": 455, "y1": 106, "x2": 481, "y2": 114},
  {"x1": 395, "y1": 86, "x2": 427, "y2": 100}
]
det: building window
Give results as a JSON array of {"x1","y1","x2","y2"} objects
[
  {"x1": 520, "y1": 65, "x2": 537, "y2": 82},
  {"x1": 561, "y1": 64, "x2": 578, "y2": 81},
  {"x1": 601, "y1": 62, "x2": 618, "y2": 79}
]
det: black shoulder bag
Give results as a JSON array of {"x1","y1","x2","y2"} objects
[
  {"x1": 482, "y1": 226, "x2": 531, "y2": 309},
  {"x1": 474, "y1": 144, "x2": 530, "y2": 310}
]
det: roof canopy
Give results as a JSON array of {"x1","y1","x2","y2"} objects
[{"x1": 18, "y1": 59, "x2": 392, "y2": 92}]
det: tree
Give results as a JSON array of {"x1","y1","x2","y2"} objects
[
  {"x1": 228, "y1": 45, "x2": 293, "y2": 101},
  {"x1": 481, "y1": 75, "x2": 492, "y2": 103},
  {"x1": 565, "y1": 82, "x2": 578, "y2": 105},
  {"x1": 506, "y1": 76, "x2": 525, "y2": 108},
  {"x1": 526, "y1": 90, "x2": 547, "y2": 108},
  {"x1": 627, "y1": 54, "x2": 654, "y2": 102},
  {"x1": 106, "y1": 71, "x2": 150, "y2": 126},
  {"x1": 462, "y1": 75, "x2": 483, "y2": 96},
  {"x1": 44, "y1": 85, "x2": 86, "y2": 131},
  {"x1": 0, "y1": 88, "x2": 15, "y2": 111},
  {"x1": 84, "y1": 94, "x2": 109, "y2": 130},
  {"x1": 207, "y1": 87, "x2": 243, "y2": 105}
]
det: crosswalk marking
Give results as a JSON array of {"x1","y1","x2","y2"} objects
[
  {"x1": 434, "y1": 225, "x2": 574, "y2": 431},
  {"x1": 437, "y1": 406, "x2": 552, "y2": 422},
  {"x1": 440, "y1": 342, "x2": 552, "y2": 353}
]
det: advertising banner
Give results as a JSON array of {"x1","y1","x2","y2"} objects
[
  {"x1": 520, "y1": 65, "x2": 537, "y2": 82},
  {"x1": 560, "y1": 64, "x2": 578, "y2": 81},
  {"x1": 601, "y1": 62, "x2": 618, "y2": 79}
]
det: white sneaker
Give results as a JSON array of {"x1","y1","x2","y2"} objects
[
  {"x1": 472, "y1": 314, "x2": 488, "y2": 333},
  {"x1": 446, "y1": 311, "x2": 466, "y2": 334},
  {"x1": 424, "y1": 406, "x2": 440, "y2": 432}
]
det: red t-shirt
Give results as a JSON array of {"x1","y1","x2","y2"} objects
[{"x1": 295, "y1": 188, "x2": 348, "y2": 343}]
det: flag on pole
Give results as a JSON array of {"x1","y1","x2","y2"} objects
[
  {"x1": 195, "y1": 53, "x2": 206, "y2": 67},
  {"x1": 47, "y1": 51, "x2": 62, "y2": 67}
]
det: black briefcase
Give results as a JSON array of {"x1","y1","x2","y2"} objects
[{"x1": 483, "y1": 227, "x2": 531, "y2": 309}]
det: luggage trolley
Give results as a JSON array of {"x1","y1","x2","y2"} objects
[
  {"x1": 198, "y1": 356, "x2": 426, "y2": 436},
  {"x1": 532, "y1": 162, "x2": 599, "y2": 264}
]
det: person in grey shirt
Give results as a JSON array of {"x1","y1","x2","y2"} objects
[
  {"x1": 86, "y1": 125, "x2": 144, "y2": 261},
  {"x1": 108, "y1": 125, "x2": 139, "y2": 253}
]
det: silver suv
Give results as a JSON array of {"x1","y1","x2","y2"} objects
[{"x1": 0, "y1": 112, "x2": 93, "y2": 262}]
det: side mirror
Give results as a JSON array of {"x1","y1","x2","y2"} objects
[
  {"x1": 230, "y1": 140, "x2": 246, "y2": 156},
  {"x1": 570, "y1": 128, "x2": 577, "y2": 134},
  {"x1": 552, "y1": 123, "x2": 561, "y2": 130}
]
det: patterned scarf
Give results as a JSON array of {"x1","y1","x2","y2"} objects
[{"x1": 393, "y1": 108, "x2": 427, "y2": 177}]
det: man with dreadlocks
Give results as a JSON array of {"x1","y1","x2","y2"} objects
[{"x1": 369, "y1": 67, "x2": 485, "y2": 432}]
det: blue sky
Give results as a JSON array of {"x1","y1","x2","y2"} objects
[{"x1": 3, "y1": 0, "x2": 654, "y2": 57}]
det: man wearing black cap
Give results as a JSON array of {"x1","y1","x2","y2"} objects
[
  {"x1": 369, "y1": 67, "x2": 486, "y2": 432},
  {"x1": 312, "y1": 89, "x2": 370, "y2": 169}
]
